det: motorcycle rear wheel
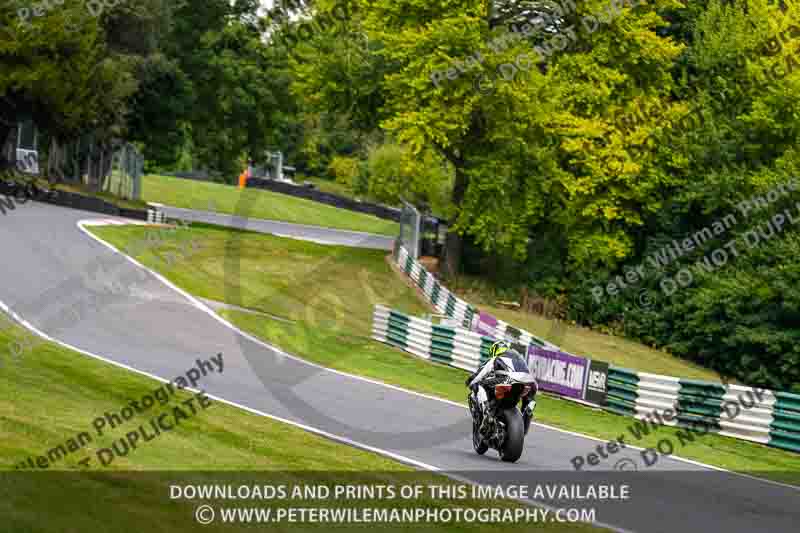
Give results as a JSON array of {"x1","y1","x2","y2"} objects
[{"x1": 498, "y1": 408, "x2": 524, "y2": 463}]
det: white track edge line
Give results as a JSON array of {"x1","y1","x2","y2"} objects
[
  {"x1": 0, "y1": 303, "x2": 627, "y2": 533},
  {"x1": 0, "y1": 303, "x2": 438, "y2": 472},
  {"x1": 70, "y1": 219, "x2": 800, "y2": 494},
  {"x1": 0, "y1": 218, "x2": 626, "y2": 533}
]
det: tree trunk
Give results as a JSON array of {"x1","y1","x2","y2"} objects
[
  {"x1": 442, "y1": 164, "x2": 468, "y2": 278},
  {"x1": 101, "y1": 145, "x2": 113, "y2": 192},
  {"x1": 88, "y1": 142, "x2": 102, "y2": 191}
]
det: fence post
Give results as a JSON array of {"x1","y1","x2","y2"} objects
[{"x1": 399, "y1": 199, "x2": 421, "y2": 260}]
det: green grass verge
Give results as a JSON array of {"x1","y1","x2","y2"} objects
[
  {"x1": 0, "y1": 312, "x2": 407, "y2": 472},
  {"x1": 0, "y1": 298, "x2": 594, "y2": 532},
  {"x1": 86, "y1": 224, "x2": 800, "y2": 485},
  {"x1": 446, "y1": 277, "x2": 724, "y2": 380},
  {"x1": 143, "y1": 174, "x2": 399, "y2": 236},
  {"x1": 474, "y1": 304, "x2": 723, "y2": 381}
]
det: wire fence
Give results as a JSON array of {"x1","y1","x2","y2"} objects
[
  {"x1": 398, "y1": 199, "x2": 421, "y2": 260},
  {"x1": 102, "y1": 143, "x2": 143, "y2": 200}
]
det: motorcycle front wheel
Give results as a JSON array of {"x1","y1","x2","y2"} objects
[{"x1": 498, "y1": 408, "x2": 524, "y2": 463}]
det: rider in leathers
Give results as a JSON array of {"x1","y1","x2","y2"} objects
[{"x1": 466, "y1": 340, "x2": 537, "y2": 435}]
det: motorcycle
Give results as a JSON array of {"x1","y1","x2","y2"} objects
[{"x1": 468, "y1": 353, "x2": 538, "y2": 463}]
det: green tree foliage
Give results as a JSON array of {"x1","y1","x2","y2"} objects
[
  {"x1": 365, "y1": 142, "x2": 453, "y2": 213},
  {"x1": 5, "y1": 0, "x2": 800, "y2": 389},
  {"x1": 328, "y1": 154, "x2": 361, "y2": 189},
  {"x1": 565, "y1": 0, "x2": 800, "y2": 390},
  {"x1": 1, "y1": 1, "x2": 112, "y2": 147}
]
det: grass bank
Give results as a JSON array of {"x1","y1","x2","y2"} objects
[
  {"x1": 474, "y1": 304, "x2": 722, "y2": 381},
  {"x1": 0, "y1": 311, "x2": 596, "y2": 533},
  {"x1": 86, "y1": 224, "x2": 800, "y2": 484},
  {"x1": 143, "y1": 174, "x2": 399, "y2": 236}
]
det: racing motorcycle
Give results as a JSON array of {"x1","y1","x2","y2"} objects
[{"x1": 467, "y1": 350, "x2": 538, "y2": 463}]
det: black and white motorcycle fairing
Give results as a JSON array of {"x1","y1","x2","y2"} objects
[{"x1": 466, "y1": 351, "x2": 538, "y2": 463}]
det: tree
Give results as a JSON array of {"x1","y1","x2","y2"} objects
[
  {"x1": 351, "y1": 0, "x2": 683, "y2": 277},
  {"x1": 0, "y1": 1, "x2": 109, "y2": 171}
]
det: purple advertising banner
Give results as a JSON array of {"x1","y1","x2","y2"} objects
[
  {"x1": 475, "y1": 311, "x2": 498, "y2": 338},
  {"x1": 527, "y1": 346, "x2": 589, "y2": 399}
]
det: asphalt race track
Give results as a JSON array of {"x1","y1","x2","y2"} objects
[
  {"x1": 151, "y1": 204, "x2": 395, "y2": 250},
  {"x1": 1, "y1": 202, "x2": 798, "y2": 533}
]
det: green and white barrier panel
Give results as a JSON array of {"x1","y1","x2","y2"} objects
[
  {"x1": 606, "y1": 367, "x2": 800, "y2": 453},
  {"x1": 393, "y1": 244, "x2": 550, "y2": 346},
  {"x1": 372, "y1": 305, "x2": 495, "y2": 373},
  {"x1": 389, "y1": 244, "x2": 800, "y2": 453},
  {"x1": 147, "y1": 209, "x2": 166, "y2": 224},
  {"x1": 374, "y1": 304, "x2": 800, "y2": 453},
  {"x1": 373, "y1": 305, "x2": 607, "y2": 408},
  {"x1": 494, "y1": 321, "x2": 553, "y2": 349},
  {"x1": 771, "y1": 392, "x2": 800, "y2": 452},
  {"x1": 606, "y1": 367, "x2": 639, "y2": 417},
  {"x1": 395, "y1": 245, "x2": 475, "y2": 329}
]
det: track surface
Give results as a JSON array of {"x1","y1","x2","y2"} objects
[
  {"x1": 1, "y1": 202, "x2": 797, "y2": 533},
  {"x1": 153, "y1": 205, "x2": 395, "y2": 250}
]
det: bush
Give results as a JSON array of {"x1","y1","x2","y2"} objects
[
  {"x1": 327, "y1": 156, "x2": 362, "y2": 192},
  {"x1": 568, "y1": 222, "x2": 800, "y2": 392},
  {"x1": 663, "y1": 230, "x2": 800, "y2": 391},
  {"x1": 366, "y1": 143, "x2": 404, "y2": 203},
  {"x1": 366, "y1": 142, "x2": 453, "y2": 214}
]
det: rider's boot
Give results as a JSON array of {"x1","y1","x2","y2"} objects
[
  {"x1": 479, "y1": 402, "x2": 492, "y2": 435},
  {"x1": 522, "y1": 398, "x2": 537, "y2": 435}
]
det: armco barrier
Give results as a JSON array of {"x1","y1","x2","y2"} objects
[
  {"x1": 396, "y1": 245, "x2": 476, "y2": 329},
  {"x1": 771, "y1": 392, "x2": 800, "y2": 452},
  {"x1": 247, "y1": 177, "x2": 402, "y2": 222},
  {"x1": 372, "y1": 305, "x2": 490, "y2": 373},
  {"x1": 604, "y1": 366, "x2": 797, "y2": 450},
  {"x1": 0, "y1": 181, "x2": 151, "y2": 221},
  {"x1": 394, "y1": 244, "x2": 551, "y2": 346},
  {"x1": 147, "y1": 209, "x2": 166, "y2": 224},
  {"x1": 386, "y1": 244, "x2": 800, "y2": 454},
  {"x1": 605, "y1": 367, "x2": 639, "y2": 417},
  {"x1": 374, "y1": 305, "x2": 800, "y2": 453}
]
